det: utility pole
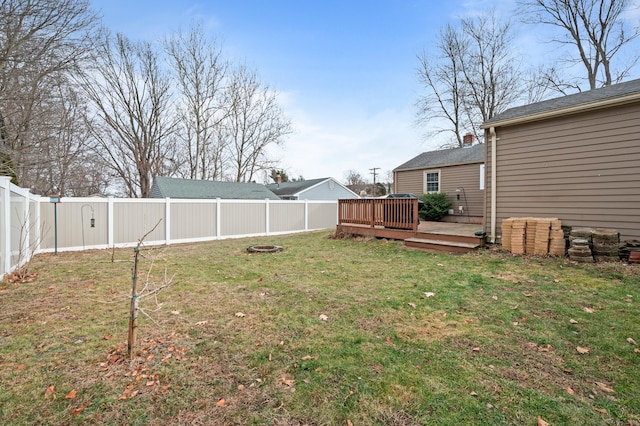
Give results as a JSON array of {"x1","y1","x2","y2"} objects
[
  {"x1": 369, "y1": 167, "x2": 380, "y2": 196},
  {"x1": 369, "y1": 167, "x2": 380, "y2": 184}
]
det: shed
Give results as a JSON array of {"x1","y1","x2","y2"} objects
[
  {"x1": 393, "y1": 143, "x2": 485, "y2": 223},
  {"x1": 150, "y1": 176, "x2": 280, "y2": 200},
  {"x1": 481, "y1": 78, "x2": 640, "y2": 242},
  {"x1": 265, "y1": 177, "x2": 359, "y2": 200}
]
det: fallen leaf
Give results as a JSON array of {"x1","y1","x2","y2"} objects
[
  {"x1": 119, "y1": 384, "x2": 135, "y2": 400},
  {"x1": 45, "y1": 385, "x2": 55, "y2": 399},
  {"x1": 472, "y1": 347, "x2": 480, "y2": 352},
  {"x1": 576, "y1": 346, "x2": 590, "y2": 354},
  {"x1": 569, "y1": 319, "x2": 578, "y2": 324},
  {"x1": 492, "y1": 295, "x2": 498, "y2": 300},
  {"x1": 347, "y1": 420, "x2": 353, "y2": 426},
  {"x1": 512, "y1": 304, "x2": 519, "y2": 309},
  {"x1": 635, "y1": 348, "x2": 640, "y2": 353},
  {"x1": 194, "y1": 320, "x2": 208, "y2": 326},
  {"x1": 216, "y1": 398, "x2": 226, "y2": 407},
  {"x1": 470, "y1": 391, "x2": 478, "y2": 396},
  {"x1": 319, "y1": 314, "x2": 329, "y2": 321},
  {"x1": 171, "y1": 310, "x2": 180, "y2": 315},
  {"x1": 538, "y1": 344, "x2": 552, "y2": 352},
  {"x1": 537, "y1": 415, "x2": 550, "y2": 426},
  {"x1": 65, "y1": 389, "x2": 77, "y2": 399},
  {"x1": 407, "y1": 302, "x2": 417, "y2": 309},
  {"x1": 566, "y1": 386, "x2": 575, "y2": 395},
  {"x1": 512, "y1": 321, "x2": 519, "y2": 326},
  {"x1": 563, "y1": 369, "x2": 574, "y2": 375},
  {"x1": 72, "y1": 402, "x2": 91, "y2": 417},
  {"x1": 234, "y1": 312, "x2": 246, "y2": 318},
  {"x1": 301, "y1": 355, "x2": 317, "y2": 361},
  {"x1": 583, "y1": 307, "x2": 595, "y2": 313},
  {"x1": 278, "y1": 377, "x2": 295, "y2": 387},
  {"x1": 626, "y1": 337, "x2": 637, "y2": 345},
  {"x1": 103, "y1": 334, "x2": 112, "y2": 340},
  {"x1": 437, "y1": 263, "x2": 444, "y2": 267},
  {"x1": 424, "y1": 292, "x2": 436, "y2": 298},
  {"x1": 553, "y1": 279, "x2": 560, "y2": 283},
  {"x1": 595, "y1": 382, "x2": 615, "y2": 393},
  {"x1": 593, "y1": 408, "x2": 607, "y2": 414},
  {"x1": 523, "y1": 292, "x2": 532, "y2": 297}
]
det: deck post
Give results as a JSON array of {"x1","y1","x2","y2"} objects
[{"x1": 370, "y1": 199, "x2": 375, "y2": 228}]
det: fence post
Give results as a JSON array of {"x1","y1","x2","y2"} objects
[
  {"x1": 1, "y1": 177, "x2": 11, "y2": 276},
  {"x1": 265, "y1": 198, "x2": 270, "y2": 236},
  {"x1": 165, "y1": 197, "x2": 171, "y2": 245},
  {"x1": 305, "y1": 200, "x2": 309, "y2": 230},
  {"x1": 216, "y1": 198, "x2": 221, "y2": 239},
  {"x1": 22, "y1": 189, "x2": 30, "y2": 260},
  {"x1": 108, "y1": 197, "x2": 114, "y2": 248},
  {"x1": 33, "y1": 195, "x2": 41, "y2": 253}
]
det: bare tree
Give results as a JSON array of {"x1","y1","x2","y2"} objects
[
  {"x1": 81, "y1": 33, "x2": 177, "y2": 197},
  {"x1": 25, "y1": 84, "x2": 106, "y2": 196},
  {"x1": 220, "y1": 64, "x2": 291, "y2": 182},
  {"x1": 165, "y1": 24, "x2": 228, "y2": 181},
  {"x1": 0, "y1": 0, "x2": 99, "y2": 187},
  {"x1": 344, "y1": 170, "x2": 366, "y2": 186},
  {"x1": 519, "y1": 0, "x2": 640, "y2": 91},
  {"x1": 416, "y1": 11, "x2": 524, "y2": 146},
  {"x1": 416, "y1": 24, "x2": 468, "y2": 147}
]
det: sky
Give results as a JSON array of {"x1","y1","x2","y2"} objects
[{"x1": 89, "y1": 0, "x2": 640, "y2": 184}]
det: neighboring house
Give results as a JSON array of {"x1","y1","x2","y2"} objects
[
  {"x1": 481, "y1": 78, "x2": 640, "y2": 243},
  {"x1": 265, "y1": 177, "x2": 359, "y2": 200},
  {"x1": 150, "y1": 176, "x2": 280, "y2": 200},
  {"x1": 346, "y1": 183, "x2": 389, "y2": 197},
  {"x1": 393, "y1": 139, "x2": 485, "y2": 223}
]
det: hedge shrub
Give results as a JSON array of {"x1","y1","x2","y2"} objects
[{"x1": 419, "y1": 192, "x2": 451, "y2": 221}]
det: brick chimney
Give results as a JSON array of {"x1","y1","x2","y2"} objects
[{"x1": 463, "y1": 132, "x2": 474, "y2": 147}]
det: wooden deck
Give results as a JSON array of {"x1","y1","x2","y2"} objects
[{"x1": 337, "y1": 199, "x2": 485, "y2": 253}]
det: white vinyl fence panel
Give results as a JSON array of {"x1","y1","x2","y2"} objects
[{"x1": 0, "y1": 179, "x2": 339, "y2": 277}]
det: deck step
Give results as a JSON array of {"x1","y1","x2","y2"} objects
[{"x1": 404, "y1": 237, "x2": 480, "y2": 253}]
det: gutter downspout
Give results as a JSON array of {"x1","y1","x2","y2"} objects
[{"x1": 489, "y1": 126, "x2": 497, "y2": 244}]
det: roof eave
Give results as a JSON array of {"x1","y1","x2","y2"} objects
[
  {"x1": 394, "y1": 158, "x2": 484, "y2": 172},
  {"x1": 481, "y1": 92, "x2": 640, "y2": 129}
]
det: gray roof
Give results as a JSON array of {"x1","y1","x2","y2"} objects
[
  {"x1": 484, "y1": 78, "x2": 640, "y2": 126},
  {"x1": 150, "y1": 176, "x2": 280, "y2": 200},
  {"x1": 394, "y1": 144, "x2": 484, "y2": 171},
  {"x1": 265, "y1": 177, "x2": 329, "y2": 197}
]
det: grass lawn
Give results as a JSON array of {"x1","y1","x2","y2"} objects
[{"x1": 1, "y1": 230, "x2": 639, "y2": 425}]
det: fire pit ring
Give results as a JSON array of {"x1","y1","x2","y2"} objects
[{"x1": 247, "y1": 245, "x2": 283, "y2": 253}]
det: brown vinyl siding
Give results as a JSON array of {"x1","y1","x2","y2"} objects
[
  {"x1": 484, "y1": 102, "x2": 640, "y2": 241},
  {"x1": 395, "y1": 161, "x2": 484, "y2": 222}
]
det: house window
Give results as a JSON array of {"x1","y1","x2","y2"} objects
[{"x1": 424, "y1": 170, "x2": 440, "y2": 193}]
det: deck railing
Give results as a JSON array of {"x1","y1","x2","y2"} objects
[{"x1": 338, "y1": 198, "x2": 419, "y2": 231}]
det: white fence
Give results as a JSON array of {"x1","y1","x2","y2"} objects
[{"x1": 0, "y1": 176, "x2": 339, "y2": 277}]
